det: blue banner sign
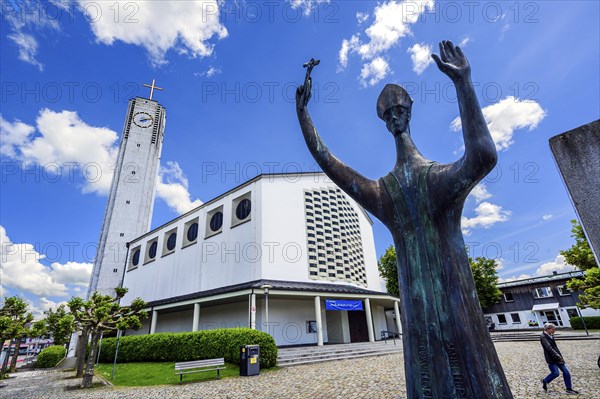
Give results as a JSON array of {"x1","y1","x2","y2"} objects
[{"x1": 325, "y1": 299, "x2": 364, "y2": 311}]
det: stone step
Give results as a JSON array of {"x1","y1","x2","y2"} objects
[
  {"x1": 278, "y1": 348, "x2": 401, "y2": 367},
  {"x1": 277, "y1": 342, "x2": 402, "y2": 367},
  {"x1": 278, "y1": 344, "x2": 400, "y2": 359}
]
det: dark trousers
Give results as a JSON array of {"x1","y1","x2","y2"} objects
[{"x1": 544, "y1": 362, "x2": 572, "y2": 389}]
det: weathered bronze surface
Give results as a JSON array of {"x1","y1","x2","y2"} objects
[{"x1": 296, "y1": 40, "x2": 513, "y2": 398}]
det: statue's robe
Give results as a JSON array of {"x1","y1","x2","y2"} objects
[{"x1": 374, "y1": 159, "x2": 513, "y2": 398}]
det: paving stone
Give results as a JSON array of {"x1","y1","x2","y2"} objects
[{"x1": 1, "y1": 340, "x2": 598, "y2": 398}]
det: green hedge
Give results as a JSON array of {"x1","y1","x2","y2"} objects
[
  {"x1": 98, "y1": 328, "x2": 277, "y2": 368},
  {"x1": 36, "y1": 345, "x2": 66, "y2": 368},
  {"x1": 569, "y1": 316, "x2": 600, "y2": 330}
]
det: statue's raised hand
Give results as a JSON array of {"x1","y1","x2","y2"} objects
[
  {"x1": 296, "y1": 77, "x2": 312, "y2": 111},
  {"x1": 431, "y1": 40, "x2": 471, "y2": 83}
]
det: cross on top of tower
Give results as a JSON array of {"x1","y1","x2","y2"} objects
[{"x1": 142, "y1": 79, "x2": 163, "y2": 100}]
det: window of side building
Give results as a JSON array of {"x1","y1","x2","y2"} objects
[
  {"x1": 557, "y1": 284, "x2": 573, "y2": 296},
  {"x1": 532, "y1": 286, "x2": 553, "y2": 299},
  {"x1": 503, "y1": 292, "x2": 514, "y2": 302},
  {"x1": 497, "y1": 314, "x2": 507, "y2": 324}
]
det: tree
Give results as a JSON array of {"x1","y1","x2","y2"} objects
[
  {"x1": 68, "y1": 288, "x2": 147, "y2": 388},
  {"x1": 377, "y1": 245, "x2": 502, "y2": 309},
  {"x1": 37, "y1": 305, "x2": 75, "y2": 347},
  {"x1": 563, "y1": 220, "x2": 600, "y2": 308},
  {"x1": 469, "y1": 256, "x2": 503, "y2": 309},
  {"x1": 0, "y1": 296, "x2": 33, "y2": 376},
  {"x1": 377, "y1": 245, "x2": 399, "y2": 297}
]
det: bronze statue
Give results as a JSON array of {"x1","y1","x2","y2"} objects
[{"x1": 296, "y1": 40, "x2": 513, "y2": 398}]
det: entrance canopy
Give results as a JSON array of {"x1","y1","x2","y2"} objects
[{"x1": 532, "y1": 303, "x2": 560, "y2": 312}]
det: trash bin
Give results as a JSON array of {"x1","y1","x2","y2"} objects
[{"x1": 240, "y1": 345, "x2": 260, "y2": 376}]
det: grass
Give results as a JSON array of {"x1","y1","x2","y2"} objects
[{"x1": 95, "y1": 362, "x2": 241, "y2": 386}]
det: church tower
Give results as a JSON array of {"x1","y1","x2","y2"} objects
[{"x1": 87, "y1": 80, "x2": 166, "y2": 297}]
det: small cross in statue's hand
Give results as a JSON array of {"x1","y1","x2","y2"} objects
[{"x1": 303, "y1": 58, "x2": 320, "y2": 90}]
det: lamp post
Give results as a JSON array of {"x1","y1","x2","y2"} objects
[{"x1": 261, "y1": 284, "x2": 272, "y2": 334}]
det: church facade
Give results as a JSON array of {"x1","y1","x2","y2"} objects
[
  {"x1": 120, "y1": 172, "x2": 402, "y2": 346},
  {"x1": 83, "y1": 84, "x2": 401, "y2": 348}
]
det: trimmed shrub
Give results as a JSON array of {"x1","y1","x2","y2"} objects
[
  {"x1": 98, "y1": 328, "x2": 278, "y2": 368},
  {"x1": 37, "y1": 345, "x2": 66, "y2": 368},
  {"x1": 569, "y1": 316, "x2": 600, "y2": 330}
]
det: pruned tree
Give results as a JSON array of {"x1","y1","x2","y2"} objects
[
  {"x1": 68, "y1": 288, "x2": 147, "y2": 388},
  {"x1": 0, "y1": 296, "x2": 33, "y2": 376},
  {"x1": 563, "y1": 220, "x2": 600, "y2": 308},
  {"x1": 36, "y1": 305, "x2": 75, "y2": 347}
]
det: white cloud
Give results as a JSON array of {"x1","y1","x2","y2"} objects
[
  {"x1": 360, "y1": 57, "x2": 390, "y2": 87},
  {"x1": 407, "y1": 42, "x2": 433, "y2": 75},
  {"x1": 196, "y1": 66, "x2": 222, "y2": 78},
  {"x1": 461, "y1": 201, "x2": 511, "y2": 235},
  {"x1": 339, "y1": 35, "x2": 360, "y2": 70},
  {"x1": 356, "y1": 12, "x2": 370, "y2": 24},
  {"x1": 77, "y1": 0, "x2": 228, "y2": 66},
  {"x1": 500, "y1": 24, "x2": 510, "y2": 41},
  {"x1": 7, "y1": 31, "x2": 44, "y2": 71},
  {"x1": 51, "y1": 262, "x2": 92, "y2": 287},
  {"x1": 469, "y1": 183, "x2": 492, "y2": 204},
  {"x1": 1, "y1": 111, "x2": 200, "y2": 214},
  {"x1": 0, "y1": 225, "x2": 92, "y2": 297},
  {"x1": 542, "y1": 214, "x2": 553, "y2": 221},
  {"x1": 338, "y1": 0, "x2": 434, "y2": 83},
  {"x1": 3, "y1": 0, "x2": 62, "y2": 70},
  {"x1": 156, "y1": 162, "x2": 203, "y2": 215},
  {"x1": 459, "y1": 37, "x2": 471, "y2": 47},
  {"x1": 0, "y1": 116, "x2": 36, "y2": 158},
  {"x1": 1, "y1": 109, "x2": 119, "y2": 195},
  {"x1": 536, "y1": 255, "x2": 578, "y2": 276},
  {"x1": 288, "y1": 0, "x2": 330, "y2": 15},
  {"x1": 451, "y1": 96, "x2": 547, "y2": 151}
]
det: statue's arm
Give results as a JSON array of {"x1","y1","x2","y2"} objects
[
  {"x1": 432, "y1": 41, "x2": 497, "y2": 191},
  {"x1": 296, "y1": 84, "x2": 384, "y2": 219}
]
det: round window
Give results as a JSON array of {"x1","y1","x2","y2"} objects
[
  {"x1": 148, "y1": 241, "x2": 157, "y2": 259},
  {"x1": 210, "y1": 212, "x2": 223, "y2": 232},
  {"x1": 132, "y1": 249, "x2": 140, "y2": 266},
  {"x1": 166, "y1": 232, "x2": 177, "y2": 251},
  {"x1": 187, "y1": 222, "x2": 198, "y2": 242},
  {"x1": 236, "y1": 198, "x2": 251, "y2": 220}
]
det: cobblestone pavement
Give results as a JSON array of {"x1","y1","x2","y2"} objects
[{"x1": 1, "y1": 340, "x2": 598, "y2": 399}]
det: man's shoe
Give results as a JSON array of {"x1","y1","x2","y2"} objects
[
  {"x1": 541, "y1": 379, "x2": 547, "y2": 391},
  {"x1": 566, "y1": 388, "x2": 580, "y2": 394}
]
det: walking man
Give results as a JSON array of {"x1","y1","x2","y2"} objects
[{"x1": 541, "y1": 322, "x2": 579, "y2": 394}]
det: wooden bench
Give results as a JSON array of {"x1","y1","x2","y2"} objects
[{"x1": 175, "y1": 358, "x2": 226, "y2": 384}]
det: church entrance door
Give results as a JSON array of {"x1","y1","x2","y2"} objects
[{"x1": 348, "y1": 310, "x2": 369, "y2": 342}]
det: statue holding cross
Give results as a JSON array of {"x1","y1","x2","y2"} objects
[{"x1": 296, "y1": 40, "x2": 513, "y2": 398}]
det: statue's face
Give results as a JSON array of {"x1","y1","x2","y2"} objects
[{"x1": 383, "y1": 105, "x2": 411, "y2": 136}]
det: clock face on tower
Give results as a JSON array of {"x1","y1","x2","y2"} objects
[{"x1": 133, "y1": 112, "x2": 154, "y2": 128}]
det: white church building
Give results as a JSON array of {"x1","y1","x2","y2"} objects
[
  {"x1": 86, "y1": 83, "x2": 401, "y2": 348},
  {"x1": 121, "y1": 172, "x2": 402, "y2": 346}
]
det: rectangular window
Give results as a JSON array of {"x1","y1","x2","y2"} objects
[
  {"x1": 497, "y1": 314, "x2": 507, "y2": 324},
  {"x1": 557, "y1": 285, "x2": 572, "y2": 296},
  {"x1": 510, "y1": 313, "x2": 521, "y2": 323},
  {"x1": 533, "y1": 287, "x2": 553, "y2": 299},
  {"x1": 503, "y1": 292, "x2": 514, "y2": 302}
]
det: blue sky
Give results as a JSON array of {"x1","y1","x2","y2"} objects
[{"x1": 1, "y1": 0, "x2": 598, "y2": 317}]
